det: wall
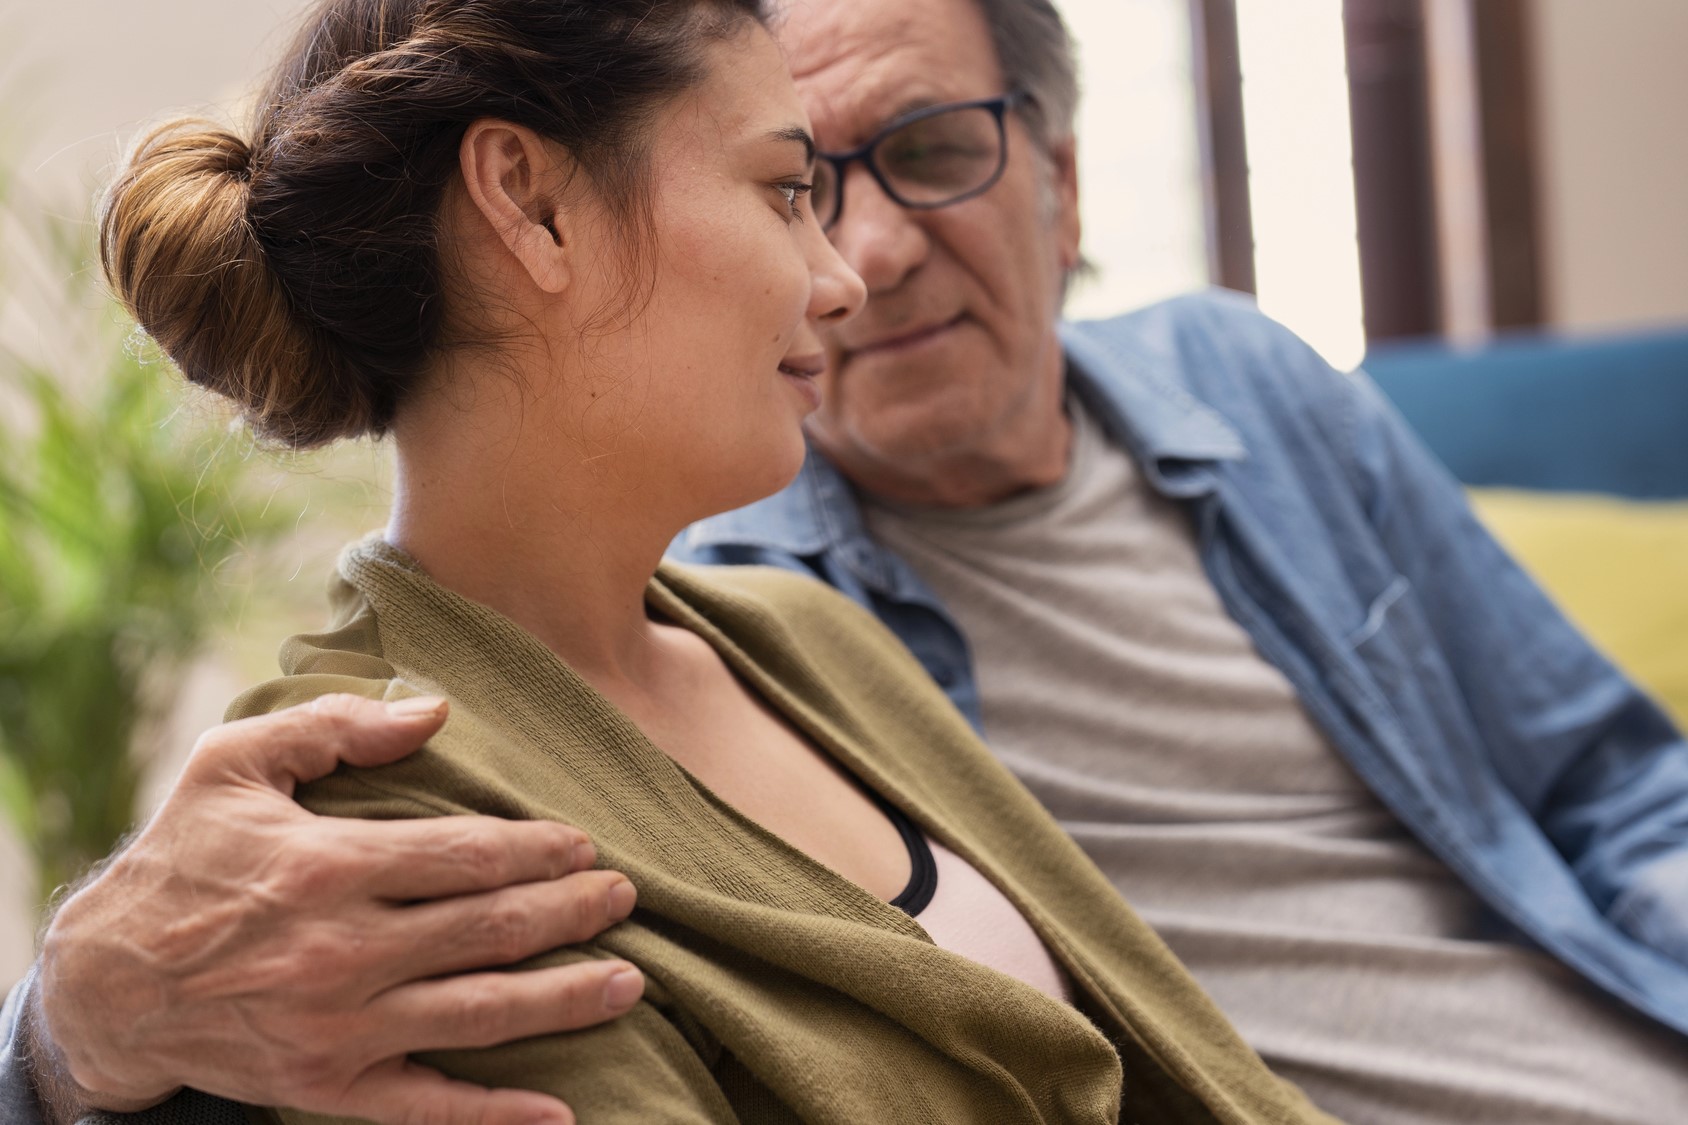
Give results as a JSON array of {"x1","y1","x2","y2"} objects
[
  {"x1": 1058, "y1": 0, "x2": 1211, "y2": 320},
  {"x1": 1530, "y1": 0, "x2": 1688, "y2": 334},
  {"x1": 4, "y1": 0, "x2": 312, "y2": 198}
]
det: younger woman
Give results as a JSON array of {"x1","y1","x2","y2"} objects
[{"x1": 101, "y1": 0, "x2": 1335, "y2": 1121}]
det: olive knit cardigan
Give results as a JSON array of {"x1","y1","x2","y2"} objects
[{"x1": 237, "y1": 540, "x2": 1339, "y2": 1125}]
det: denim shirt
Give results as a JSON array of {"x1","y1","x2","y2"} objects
[
  {"x1": 675, "y1": 290, "x2": 1688, "y2": 1037},
  {"x1": 1, "y1": 968, "x2": 39, "y2": 1124}
]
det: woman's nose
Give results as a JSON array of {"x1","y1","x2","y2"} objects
[{"x1": 805, "y1": 216, "x2": 866, "y2": 325}]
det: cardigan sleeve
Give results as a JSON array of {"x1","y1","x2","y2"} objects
[
  {"x1": 416, "y1": 994, "x2": 738, "y2": 1125},
  {"x1": 270, "y1": 988, "x2": 740, "y2": 1125},
  {"x1": 223, "y1": 655, "x2": 747, "y2": 1122},
  {"x1": 267, "y1": 998, "x2": 739, "y2": 1125},
  {"x1": 266, "y1": 772, "x2": 742, "y2": 1125}
]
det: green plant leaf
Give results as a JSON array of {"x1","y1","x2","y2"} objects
[
  {"x1": 0, "y1": 746, "x2": 36, "y2": 844},
  {"x1": 0, "y1": 168, "x2": 300, "y2": 912}
]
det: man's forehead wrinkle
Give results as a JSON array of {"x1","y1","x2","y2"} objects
[
  {"x1": 781, "y1": 4, "x2": 1005, "y2": 147},
  {"x1": 781, "y1": 0, "x2": 920, "y2": 90},
  {"x1": 790, "y1": 46, "x2": 939, "y2": 146}
]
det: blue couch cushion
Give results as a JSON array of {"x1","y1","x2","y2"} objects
[{"x1": 1364, "y1": 327, "x2": 1688, "y2": 499}]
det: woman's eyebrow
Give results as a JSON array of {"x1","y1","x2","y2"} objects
[{"x1": 764, "y1": 125, "x2": 816, "y2": 165}]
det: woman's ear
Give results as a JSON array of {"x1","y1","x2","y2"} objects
[{"x1": 459, "y1": 119, "x2": 570, "y2": 293}]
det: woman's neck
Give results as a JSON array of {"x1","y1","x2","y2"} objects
[{"x1": 385, "y1": 381, "x2": 682, "y2": 690}]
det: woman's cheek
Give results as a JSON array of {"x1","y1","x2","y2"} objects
[{"x1": 771, "y1": 237, "x2": 812, "y2": 335}]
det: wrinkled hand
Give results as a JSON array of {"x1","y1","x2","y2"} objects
[{"x1": 30, "y1": 693, "x2": 641, "y2": 1125}]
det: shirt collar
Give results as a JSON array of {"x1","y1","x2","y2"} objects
[
  {"x1": 1058, "y1": 319, "x2": 1247, "y2": 485},
  {"x1": 683, "y1": 315, "x2": 1249, "y2": 557}
]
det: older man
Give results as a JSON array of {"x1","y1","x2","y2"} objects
[
  {"x1": 681, "y1": 4, "x2": 1688, "y2": 1120},
  {"x1": 9, "y1": 0, "x2": 1688, "y2": 1122}
]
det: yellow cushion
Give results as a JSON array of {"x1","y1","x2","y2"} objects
[{"x1": 1470, "y1": 489, "x2": 1688, "y2": 730}]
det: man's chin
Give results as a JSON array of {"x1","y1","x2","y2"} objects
[{"x1": 806, "y1": 405, "x2": 986, "y2": 476}]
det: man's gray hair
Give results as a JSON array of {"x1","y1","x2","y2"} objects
[{"x1": 977, "y1": 0, "x2": 1080, "y2": 146}]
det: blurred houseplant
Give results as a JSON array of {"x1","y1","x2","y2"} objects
[{"x1": 0, "y1": 172, "x2": 293, "y2": 914}]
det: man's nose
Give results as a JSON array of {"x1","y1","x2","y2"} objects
[{"x1": 828, "y1": 163, "x2": 931, "y2": 294}]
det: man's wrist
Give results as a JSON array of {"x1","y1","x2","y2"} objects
[
  {"x1": 22, "y1": 964, "x2": 180, "y2": 1125},
  {"x1": 20, "y1": 967, "x2": 90, "y2": 1125}
]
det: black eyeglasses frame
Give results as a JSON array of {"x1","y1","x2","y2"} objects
[{"x1": 813, "y1": 90, "x2": 1034, "y2": 231}]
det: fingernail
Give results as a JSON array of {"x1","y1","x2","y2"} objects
[
  {"x1": 532, "y1": 1109, "x2": 575, "y2": 1125},
  {"x1": 604, "y1": 966, "x2": 643, "y2": 1009},
  {"x1": 608, "y1": 878, "x2": 637, "y2": 919},
  {"x1": 386, "y1": 696, "x2": 447, "y2": 719}
]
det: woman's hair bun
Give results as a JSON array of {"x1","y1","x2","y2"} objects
[
  {"x1": 99, "y1": 119, "x2": 375, "y2": 448},
  {"x1": 100, "y1": 0, "x2": 772, "y2": 450}
]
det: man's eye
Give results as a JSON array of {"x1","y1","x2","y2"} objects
[{"x1": 887, "y1": 141, "x2": 988, "y2": 170}]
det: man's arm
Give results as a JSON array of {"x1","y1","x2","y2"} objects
[
  {"x1": 1334, "y1": 359, "x2": 1688, "y2": 963},
  {"x1": 15, "y1": 694, "x2": 644, "y2": 1125}
]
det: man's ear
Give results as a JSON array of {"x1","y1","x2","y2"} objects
[
  {"x1": 1049, "y1": 135, "x2": 1082, "y2": 274},
  {"x1": 459, "y1": 119, "x2": 570, "y2": 293}
]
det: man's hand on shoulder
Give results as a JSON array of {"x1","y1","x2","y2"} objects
[{"x1": 26, "y1": 693, "x2": 643, "y2": 1125}]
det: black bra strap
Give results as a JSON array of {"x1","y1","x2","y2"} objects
[{"x1": 868, "y1": 790, "x2": 939, "y2": 916}]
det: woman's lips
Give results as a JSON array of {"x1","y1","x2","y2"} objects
[
  {"x1": 781, "y1": 369, "x2": 822, "y2": 410},
  {"x1": 779, "y1": 353, "x2": 826, "y2": 410},
  {"x1": 778, "y1": 354, "x2": 827, "y2": 378}
]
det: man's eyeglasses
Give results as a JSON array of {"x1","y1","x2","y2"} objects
[{"x1": 811, "y1": 91, "x2": 1032, "y2": 231}]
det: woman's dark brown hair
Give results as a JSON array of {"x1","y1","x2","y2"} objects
[{"x1": 101, "y1": 0, "x2": 767, "y2": 449}]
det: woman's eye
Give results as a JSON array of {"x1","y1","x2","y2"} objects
[{"x1": 775, "y1": 181, "x2": 813, "y2": 220}]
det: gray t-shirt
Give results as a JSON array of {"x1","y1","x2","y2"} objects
[{"x1": 863, "y1": 394, "x2": 1688, "y2": 1124}]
